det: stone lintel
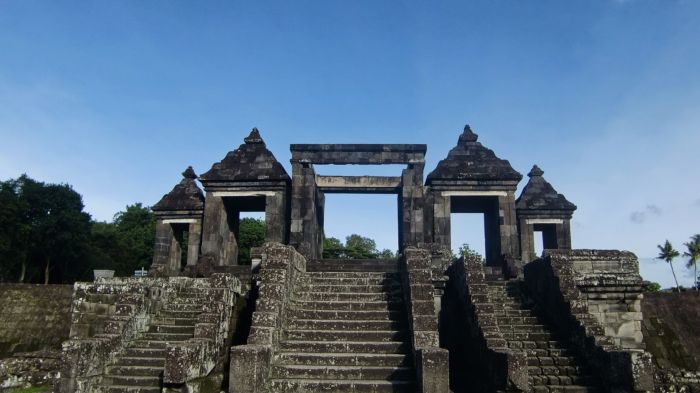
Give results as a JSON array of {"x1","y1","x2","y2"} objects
[
  {"x1": 290, "y1": 144, "x2": 426, "y2": 165},
  {"x1": 161, "y1": 218, "x2": 199, "y2": 224},
  {"x1": 440, "y1": 190, "x2": 508, "y2": 197},
  {"x1": 525, "y1": 218, "x2": 564, "y2": 225},
  {"x1": 212, "y1": 191, "x2": 278, "y2": 197},
  {"x1": 315, "y1": 175, "x2": 402, "y2": 193}
]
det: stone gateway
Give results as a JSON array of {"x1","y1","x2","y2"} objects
[{"x1": 44, "y1": 124, "x2": 696, "y2": 392}]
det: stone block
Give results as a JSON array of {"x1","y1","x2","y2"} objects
[
  {"x1": 416, "y1": 347, "x2": 449, "y2": 393},
  {"x1": 230, "y1": 345, "x2": 271, "y2": 393}
]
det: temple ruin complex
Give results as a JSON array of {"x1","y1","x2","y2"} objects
[{"x1": 4, "y1": 124, "x2": 695, "y2": 392}]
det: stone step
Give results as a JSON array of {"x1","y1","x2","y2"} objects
[
  {"x1": 530, "y1": 385, "x2": 598, "y2": 393},
  {"x1": 499, "y1": 324, "x2": 549, "y2": 333},
  {"x1": 297, "y1": 284, "x2": 401, "y2": 293},
  {"x1": 271, "y1": 364, "x2": 413, "y2": 380},
  {"x1": 124, "y1": 347, "x2": 166, "y2": 358},
  {"x1": 153, "y1": 317, "x2": 197, "y2": 326},
  {"x1": 141, "y1": 332, "x2": 192, "y2": 341},
  {"x1": 275, "y1": 353, "x2": 411, "y2": 367},
  {"x1": 528, "y1": 356, "x2": 576, "y2": 367},
  {"x1": 130, "y1": 340, "x2": 167, "y2": 349},
  {"x1": 284, "y1": 329, "x2": 407, "y2": 342},
  {"x1": 287, "y1": 319, "x2": 405, "y2": 331},
  {"x1": 528, "y1": 365, "x2": 587, "y2": 377},
  {"x1": 305, "y1": 271, "x2": 399, "y2": 278},
  {"x1": 306, "y1": 279, "x2": 402, "y2": 288},
  {"x1": 158, "y1": 310, "x2": 200, "y2": 319},
  {"x1": 162, "y1": 303, "x2": 202, "y2": 312},
  {"x1": 530, "y1": 375, "x2": 596, "y2": 388},
  {"x1": 104, "y1": 375, "x2": 160, "y2": 387},
  {"x1": 106, "y1": 365, "x2": 163, "y2": 377},
  {"x1": 97, "y1": 385, "x2": 161, "y2": 393},
  {"x1": 497, "y1": 316, "x2": 539, "y2": 325},
  {"x1": 279, "y1": 340, "x2": 409, "y2": 354},
  {"x1": 295, "y1": 292, "x2": 402, "y2": 302},
  {"x1": 148, "y1": 324, "x2": 195, "y2": 334},
  {"x1": 291, "y1": 300, "x2": 402, "y2": 312},
  {"x1": 269, "y1": 379, "x2": 414, "y2": 392},
  {"x1": 287, "y1": 309, "x2": 403, "y2": 321},
  {"x1": 116, "y1": 357, "x2": 165, "y2": 367},
  {"x1": 501, "y1": 331, "x2": 553, "y2": 342},
  {"x1": 307, "y1": 260, "x2": 399, "y2": 273}
]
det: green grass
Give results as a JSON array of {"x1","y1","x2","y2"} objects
[{"x1": 5, "y1": 385, "x2": 52, "y2": 393}]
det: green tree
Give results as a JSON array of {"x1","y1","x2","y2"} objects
[
  {"x1": 657, "y1": 240, "x2": 681, "y2": 293},
  {"x1": 237, "y1": 218, "x2": 266, "y2": 265},
  {"x1": 457, "y1": 243, "x2": 482, "y2": 259},
  {"x1": 344, "y1": 234, "x2": 378, "y2": 259},
  {"x1": 643, "y1": 282, "x2": 662, "y2": 292},
  {"x1": 0, "y1": 175, "x2": 92, "y2": 284},
  {"x1": 323, "y1": 237, "x2": 345, "y2": 259},
  {"x1": 683, "y1": 234, "x2": 700, "y2": 291},
  {"x1": 110, "y1": 203, "x2": 155, "y2": 275}
]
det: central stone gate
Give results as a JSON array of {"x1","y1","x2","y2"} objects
[{"x1": 288, "y1": 143, "x2": 427, "y2": 260}]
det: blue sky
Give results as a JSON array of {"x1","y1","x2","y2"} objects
[{"x1": 1, "y1": 1, "x2": 698, "y2": 288}]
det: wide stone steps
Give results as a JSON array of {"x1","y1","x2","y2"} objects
[
  {"x1": 291, "y1": 300, "x2": 402, "y2": 311},
  {"x1": 279, "y1": 340, "x2": 409, "y2": 354},
  {"x1": 487, "y1": 280, "x2": 598, "y2": 391},
  {"x1": 275, "y1": 353, "x2": 411, "y2": 367},
  {"x1": 273, "y1": 269, "x2": 415, "y2": 390},
  {"x1": 269, "y1": 379, "x2": 414, "y2": 392},
  {"x1": 287, "y1": 319, "x2": 405, "y2": 331}
]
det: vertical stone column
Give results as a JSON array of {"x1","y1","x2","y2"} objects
[
  {"x1": 518, "y1": 217, "x2": 536, "y2": 262},
  {"x1": 290, "y1": 163, "x2": 321, "y2": 259},
  {"x1": 431, "y1": 193, "x2": 451, "y2": 249},
  {"x1": 168, "y1": 227, "x2": 183, "y2": 272},
  {"x1": 152, "y1": 221, "x2": 175, "y2": 273},
  {"x1": 400, "y1": 164, "x2": 425, "y2": 251},
  {"x1": 265, "y1": 191, "x2": 287, "y2": 243},
  {"x1": 496, "y1": 191, "x2": 519, "y2": 262},
  {"x1": 556, "y1": 220, "x2": 572, "y2": 249},
  {"x1": 186, "y1": 220, "x2": 201, "y2": 266},
  {"x1": 201, "y1": 193, "x2": 239, "y2": 266}
]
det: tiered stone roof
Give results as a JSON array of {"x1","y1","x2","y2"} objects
[
  {"x1": 199, "y1": 128, "x2": 290, "y2": 183},
  {"x1": 426, "y1": 125, "x2": 522, "y2": 184},
  {"x1": 153, "y1": 166, "x2": 205, "y2": 212},
  {"x1": 516, "y1": 165, "x2": 576, "y2": 212}
]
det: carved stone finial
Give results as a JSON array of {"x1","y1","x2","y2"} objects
[
  {"x1": 458, "y1": 124, "x2": 479, "y2": 144},
  {"x1": 244, "y1": 127, "x2": 264, "y2": 144},
  {"x1": 528, "y1": 165, "x2": 544, "y2": 177},
  {"x1": 182, "y1": 166, "x2": 197, "y2": 179}
]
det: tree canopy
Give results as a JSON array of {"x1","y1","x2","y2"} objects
[{"x1": 322, "y1": 234, "x2": 396, "y2": 259}]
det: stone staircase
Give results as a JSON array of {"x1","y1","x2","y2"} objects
[
  {"x1": 486, "y1": 279, "x2": 599, "y2": 393},
  {"x1": 95, "y1": 287, "x2": 208, "y2": 393},
  {"x1": 269, "y1": 264, "x2": 416, "y2": 392}
]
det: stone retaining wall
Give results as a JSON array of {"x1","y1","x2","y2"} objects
[{"x1": 0, "y1": 284, "x2": 73, "y2": 357}]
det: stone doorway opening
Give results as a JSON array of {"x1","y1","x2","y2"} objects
[
  {"x1": 450, "y1": 212, "x2": 486, "y2": 259},
  {"x1": 449, "y1": 195, "x2": 502, "y2": 264},
  {"x1": 322, "y1": 193, "x2": 399, "y2": 258}
]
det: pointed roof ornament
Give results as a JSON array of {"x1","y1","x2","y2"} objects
[
  {"x1": 458, "y1": 124, "x2": 479, "y2": 144},
  {"x1": 182, "y1": 166, "x2": 197, "y2": 179},
  {"x1": 528, "y1": 164, "x2": 544, "y2": 178},
  {"x1": 426, "y1": 123, "x2": 522, "y2": 184},
  {"x1": 199, "y1": 127, "x2": 290, "y2": 183},
  {"x1": 153, "y1": 166, "x2": 205, "y2": 212},
  {"x1": 244, "y1": 127, "x2": 264, "y2": 144},
  {"x1": 516, "y1": 164, "x2": 576, "y2": 213}
]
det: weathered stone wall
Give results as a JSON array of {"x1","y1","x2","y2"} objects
[
  {"x1": 643, "y1": 291, "x2": 700, "y2": 371},
  {"x1": 0, "y1": 284, "x2": 73, "y2": 357}
]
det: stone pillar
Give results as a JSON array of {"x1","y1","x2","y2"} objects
[
  {"x1": 201, "y1": 193, "x2": 239, "y2": 266},
  {"x1": 186, "y1": 220, "x2": 201, "y2": 266},
  {"x1": 518, "y1": 217, "x2": 536, "y2": 262},
  {"x1": 431, "y1": 193, "x2": 451, "y2": 250},
  {"x1": 400, "y1": 164, "x2": 425, "y2": 251},
  {"x1": 290, "y1": 163, "x2": 321, "y2": 259},
  {"x1": 265, "y1": 191, "x2": 287, "y2": 243},
  {"x1": 495, "y1": 191, "x2": 519, "y2": 263},
  {"x1": 153, "y1": 221, "x2": 174, "y2": 269},
  {"x1": 556, "y1": 220, "x2": 572, "y2": 249}
]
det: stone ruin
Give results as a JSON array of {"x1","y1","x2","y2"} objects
[{"x1": 9, "y1": 124, "x2": 694, "y2": 392}]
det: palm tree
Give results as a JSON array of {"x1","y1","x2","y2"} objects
[
  {"x1": 657, "y1": 240, "x2": 681, "y2": 292},
  {"x1": 683, "y1": 234, "x2": 700, "y2": 291}
]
